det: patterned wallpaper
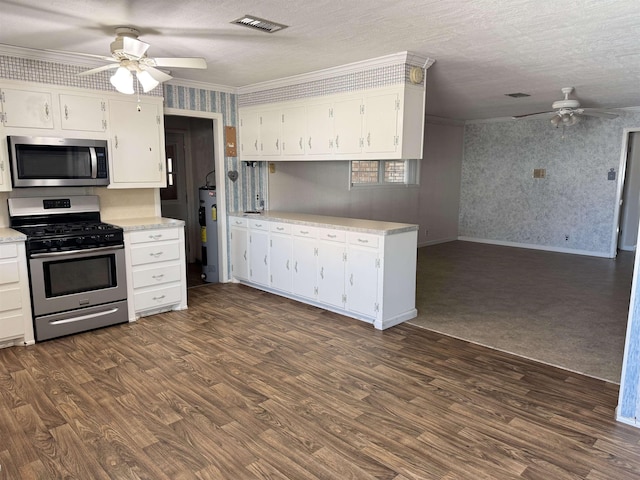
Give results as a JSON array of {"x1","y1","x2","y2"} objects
[
  {"x1": 460, "y1": 112, "x2": 640, "y2": 256},
  {"x1": 239, "y1": 63, "x2": 423, "y2": 107}
]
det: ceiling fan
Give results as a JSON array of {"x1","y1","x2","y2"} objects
[
  {"x1": 78, "y1": 27, "x2": 207, "y2": 94},
  {"x1": 513, "y1": 87, "x2": 619, "y2": 127}
]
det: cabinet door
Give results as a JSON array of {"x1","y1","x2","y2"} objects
[
  {"x1": 109, "y1": 99, "x2": 165, "y2": 187},
  {"x1": 0, "y1": 88, "x2": 54, "y2": 129},
  {"x1": 317, "y1": 240, "x2": 346, "y2": 308},
  {"x1": 292, "y1": 236, "x2": 317, "y2": 300},
  {"x1": 59, "y1": 94, "x2": 107, "y2": 132},
  {"x1": 346, "y1": 247, "x2": 379, "y2": 318},
  {"x1": 259, "y1": 109, "x2": 281, "y2": 157},
  {"x1": 230, "y1": 226, "x2": 249, "y2": 281},
  {"x1": 333, "y1": 97, "x2": 363, "y2": 155},
  {"x1": 363, "y1": 92, "x2": 399, "y2": 154},
  {"x1": 281, "y1": 105, "x2": 306, "y2": 157},
  {"x1": 0, "y1": 129, "x2": 10, "y2": 191},
  {"x1": 249, "y1": 229, "x2": 269, "y2": 285},
  {"x1": 239, "y1": 109, "x2": 260, "y2": 158},
  {"x1": 306, "y1": 102, "x2": 333, "y2": 156},
  {"x1": 270, "y1": 233, "x2": 293, "y2": 292}
]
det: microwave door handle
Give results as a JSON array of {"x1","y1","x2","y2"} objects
[{"x1": 89, "y1": 147, "x2": 97, "y2": 179}]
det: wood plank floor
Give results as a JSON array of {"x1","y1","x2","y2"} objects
[{"x1": 2, "y1": 283, "x2": 640, "y2": 479}]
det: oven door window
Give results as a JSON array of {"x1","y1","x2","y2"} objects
[{"x1": 43, "y1": 254, "x2": 117, "y2": 297}]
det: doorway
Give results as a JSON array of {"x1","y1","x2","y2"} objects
[
  {"x1": 617, "y1": 131, "x2": 640, "y2": 252},
  {"x1": 161, "y1": 109, "x2": 229, "y2": 284}
]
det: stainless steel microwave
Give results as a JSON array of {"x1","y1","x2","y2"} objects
[{"x1": 8, "y1": 136, "x2": 109, "y2": 187}]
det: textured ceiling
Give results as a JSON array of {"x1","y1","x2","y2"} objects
[{"x1": 1, "y1": 0, "x2": 639, "y2": 120}]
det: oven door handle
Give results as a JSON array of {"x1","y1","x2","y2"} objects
[
  {"x1": 48, "y1": 307, "x2": 120, "y2": 326},
  {"x1": 30, "y1": 245, "x2": 124, "y2": 258}
]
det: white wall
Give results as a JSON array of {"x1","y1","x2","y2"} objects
[{"x1": 267, "y1": 120, "x2": 464, "y2": 244}]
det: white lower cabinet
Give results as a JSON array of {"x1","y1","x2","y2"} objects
[
  {"x1": 0, "y1": 241, "x2": 34, "y2": 346},
  {"x1": 229, "y1": 213, "x2": 418, "y2": 329},
  {"x1": 230, "y1": 217, "x2": 249, "y2": 281},
  {"x1": 269, "y1": 222, "x2": 293, "y2": 292},
  {"x1": 291, "y1": 226, "x2": 318, "y2": 300},
  {"x1": 124, "y1": 226, "x2": 187, "y2": 321},
  {"x1": 248, "y1": 219, "x2": 269, "y2": 286}
]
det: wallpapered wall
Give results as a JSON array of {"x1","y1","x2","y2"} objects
[{"x1": 460, "y1": 111, "x2": 640, "y2": 256}]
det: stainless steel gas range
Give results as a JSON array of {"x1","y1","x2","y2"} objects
[{"x1": 8, "y1": 195, "x2": 128, "y2": 341}]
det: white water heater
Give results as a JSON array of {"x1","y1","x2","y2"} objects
[{"x1": 198, "y1": 186, "x2": 219, "y2": 283}]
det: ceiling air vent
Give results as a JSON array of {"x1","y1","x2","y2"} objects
[
  {"x1": 505, "y1": 92, "x2": 531, "y2": 98},
  {"x1": 231, "y1": 15, "x2": 288, "y2": 33}
]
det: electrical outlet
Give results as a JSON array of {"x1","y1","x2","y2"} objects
[
  {"x1": 425, "y1": 228, "x2": 429, "y2": 237},
  {"x1": 565, "y1": 235, "x2": 569, "y2": 241}
]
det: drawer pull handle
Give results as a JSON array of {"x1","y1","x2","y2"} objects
[
  {"x1": 153, "y1": 295, "x2": 166, "y2": 301},
  {"x1": 149, "y1": 234, "x2": 163, "y2": 240},
  {"x1": 300, "y1": 230, "x2": 309, "y2": 235},
  {"x1": 152, "y1": 274, "x2": 165, "y2": 280},
  {"x1": 320, "y1": 266, "x2": 324, "y2": 279},
  {"x1": 255, "y1": 223, "x2": 263, "y2": 228},
  {"x1": 327, "y1": 234, "x2": 336, "y2": 239},
  {"x1": 350, "y1": 273, "x2": 354, "y2": 286},
  {"x1": 264, "y1": 255, "x2": 267, "y2": 265},
  {"x1": 286, "y1": 259, "x2": 290, "y2": 270},
  {"x1": 277, "y1": 227, "x2": 284, "y2": 231},
  {"x1": 150, "y1": 251, "x2": 164, "y2": 257},
  {"x1": 357, "y1": 238, "x2": 369, "y2": 244},
  {"x1": 294, "y1": 261, "x2": 298, "y2": 273}
]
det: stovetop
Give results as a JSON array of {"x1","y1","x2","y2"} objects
[{"x1": 14, "y1": 221, "x2": 122, "y2": 238}]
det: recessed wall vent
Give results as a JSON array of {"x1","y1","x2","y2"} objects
[
  {"x1": 505, "y1": 92, "x2": 531, "y2": 98},
  {"x1": 231, "y1": 15, "x2": 288, "y2": 33}
]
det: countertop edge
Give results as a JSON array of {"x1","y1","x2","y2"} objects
[
  {"x1": 106, "y1": 217, "x2": 185, "y2": 231},
  {"x1": 229, "y1": 211, "x2": 418, "y2": 235},
  {"x1": 0, "y1": 228, "x2": 27, "y2": 243}
]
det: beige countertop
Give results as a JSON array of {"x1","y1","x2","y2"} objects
[
  {"x1": 106, "y1": 217, "x2": 185, "y2": 231},
  {"x1": 229, "y1": 211, "x2": 418, "y2": 235},
  {"x1": 0, "y1": 228, "x2": 27, "y2": 243}
]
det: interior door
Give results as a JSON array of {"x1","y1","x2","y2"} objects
[{"x1": 161, "y1": 132, "x2": 189, "y2": 257}]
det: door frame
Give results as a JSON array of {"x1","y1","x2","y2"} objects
[
  {"x1": 163, "y1": 107, "x2": 229, "y2": 283},
  {"x1": 611, "y1": 127, "x2": 640, "y2": 258}
]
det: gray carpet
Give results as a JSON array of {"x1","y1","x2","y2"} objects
[{"x1": 407, "y1": 241, "x2": 634, "y2": 383}]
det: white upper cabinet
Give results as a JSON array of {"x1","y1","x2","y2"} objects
[
  {"x1": 281, "y1": 105, "x2": 306, "y2": 157},
  {"x1": 238, "y1": 83, "x2": 425, "y2": 161},
  {"x1": 59, "y1": 94, "x2": 107, "y2": 132},
  {"x1": 0, "y1": 88, "x2": 54, "y2": 129},
  {"x1": 108, "y1": 98, "x2": 166, "y2": 188}
]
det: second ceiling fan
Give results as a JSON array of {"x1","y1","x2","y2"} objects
[
  {"x1": 78, "y1": 27, "x2": 207, "y2": 94},
  {"x1": 513, "y1": 87, "x2": 619, "y2": 127}
]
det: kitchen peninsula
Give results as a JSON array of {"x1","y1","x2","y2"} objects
[{"x1": 228, "y1": 211, "x2": 418, "y2": 330}]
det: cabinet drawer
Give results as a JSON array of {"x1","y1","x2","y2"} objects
[
  {"x1": 132, "y1": 263, "x2": 182, "y2": 289},
  {"x1": 129, "y1": 228, "x2": 180, "y2": 244},
  {"x1": 134, "y1": 285, "x2": 182, "y2": 311},
  {"x1": 0, "y1": 287, "x2": 22, "y2": 312},
  {"x1": 292, "y1": 225, "x2": 318, "y2": 238},
  {"x1": 249, "y1": 219, "x2": 269, "y2": 231},
  {"x1": 348, "y1": 232, "x2": 380, "y2": 248},
  {"x1": 270, "y1": 222, "x2": 291, "y2": 234},
  {"x1": 230, "y1": 217, "x2": 248, "y2": 228},
  {"x1": 0, "y1": 260, "x2": 19, "y2": 285},
  {"x1": 318, "y1": 228, "x2": 346, "y2": 243},
  {"x1": 0, "y1": 244, "x2": 18, "y2": 259},
  {"x1": 131, "y1": 242, "x2": 181, "y2": 266}
]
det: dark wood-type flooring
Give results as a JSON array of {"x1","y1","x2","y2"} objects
[{"x1": 2, "y1": 283, "x2": 640, "y2": 479}]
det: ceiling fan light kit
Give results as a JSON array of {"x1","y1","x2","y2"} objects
[{"x1": 79, "y1": 27, "x2": 207, "y2": 95}]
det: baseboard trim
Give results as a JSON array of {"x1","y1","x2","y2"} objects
[
  {"x1": 457, "y1": 236, "x2": 613, "y2": 258},
  {"x1": 417, "y1": 237, "x2": 458, "y2": 248}
]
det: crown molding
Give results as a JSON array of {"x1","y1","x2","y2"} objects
[
  {"x1": 237, "y1": 51, "x2": 434, "y2": 95},
  {"x1": 0, "y1": 43, "x2": 106, "y2": 68}
]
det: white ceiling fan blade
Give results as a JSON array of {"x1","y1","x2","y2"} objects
[
  {"x1": 143, "y1": 66, "x2": 173, "y2": 83},
  {"x1": 512, "y1": 111, "x2": 554, "y2": 120},
  {"x1": 578, "y1": 108, "x2": 619, "y2": 119},
  {"x1": 122, "y1": 36, "x2": 150, "y2": 59},
  {"x1": 151, "y1": 57, "x2": 207, "y2": 69},
  {"x1": 78, "y1": 63, "x2": 120, "y2": 76}
]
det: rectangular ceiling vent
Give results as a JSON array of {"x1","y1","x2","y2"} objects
[
  {"x1": 232, "y1": 15, "x2": 288, "y2": 33},
  {"x1": 505, "y1": 92, "x2": 531, "y2": 98}
]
